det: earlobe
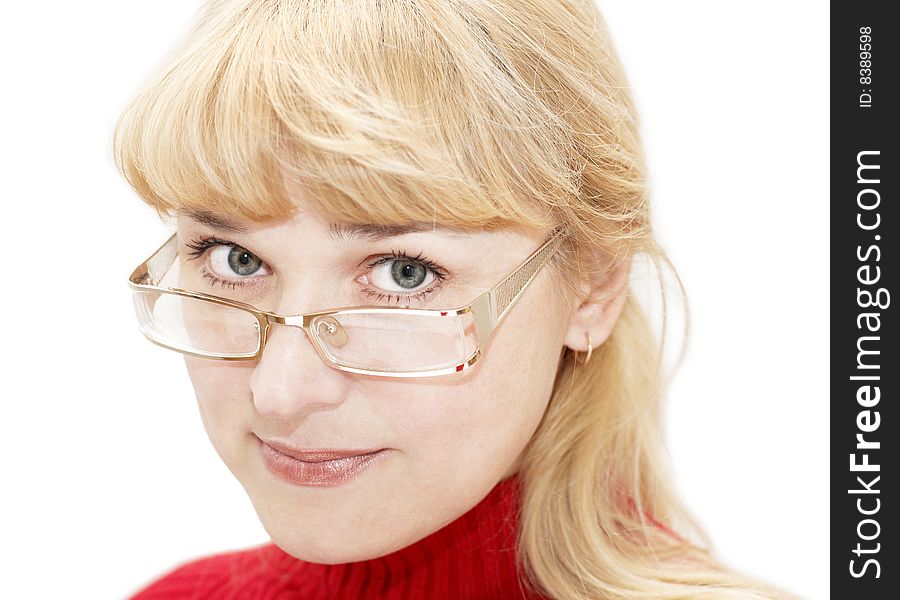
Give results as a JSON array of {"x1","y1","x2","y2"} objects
[{"x1": 563, "y1": 254, "x2": 632, "y2": 353}]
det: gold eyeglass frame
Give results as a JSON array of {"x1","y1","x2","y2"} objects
[{"x1": 128, "y1": 226, "x2": 568, "y2": 378}]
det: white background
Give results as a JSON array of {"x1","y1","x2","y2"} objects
[{"x1": 0, "y1": 1, "x2": 827, "y2": 598}]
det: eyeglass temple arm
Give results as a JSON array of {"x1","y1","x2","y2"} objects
[
  {"x1": 129, "y1": 233, "x2": 178, "y2": 287},
  {"x1": 470, "y1": 228, "x2": 566, "y2": 344}
]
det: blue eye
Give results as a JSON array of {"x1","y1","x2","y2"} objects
[
  {"x1": 184, "y1": 236, "x2": 270, "y2": 291},
  {"x1": 218, "y1": 245, "x2": 264, "y2": 277},
  {"x1": 393, "y1": 260, "x2": 427, "y2": 288},
  {"x1": 380, "y1": 258, "x2": 430, "y2": 290},
  {"x1": 184, "y1": 236, "x2": 450, "y2": 304},
  {"x1": 362, "y1": 250, "x2": 448, "y2": 304}
]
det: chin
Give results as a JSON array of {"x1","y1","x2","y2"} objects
[{"x1": 266, "y1": 526, "x2": 397, "y2": 564}]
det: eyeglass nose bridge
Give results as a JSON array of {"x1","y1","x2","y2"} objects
[{"x1": 257, "y1": 313, "x2": 350, "y2": 358}]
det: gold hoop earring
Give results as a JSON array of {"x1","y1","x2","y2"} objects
[{"x1": 575, "y1": 332, "x2": 593, "y2": 366}]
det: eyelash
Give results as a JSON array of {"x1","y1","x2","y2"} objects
[{"x1": 183, "y1": 236, "x2": 449, "y2": 304}]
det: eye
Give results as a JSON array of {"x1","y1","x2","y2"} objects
[
  {"x1": 372, "y1": 256, "x2": 431, "y2": 291},
  {"x1": 208, "y1": 244, "x2": 267, "y2": 279},
  {"x1": 184, "y1": 235, "x2": 447, "y2": 303},
  {"x1": 183, "y1": 236, "x2": 271, "y2": 289},
  {"x1": 359, "y1": 250, "x2": 448, "y2": 303}
]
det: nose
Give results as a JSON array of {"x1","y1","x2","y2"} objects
[{"x1": 249, "y1": 323, "x2": 348, "y2": 420}]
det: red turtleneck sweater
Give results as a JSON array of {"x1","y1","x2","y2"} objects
[{"x1": 130, "y1": 474, "x2": 548, "y2": 599}]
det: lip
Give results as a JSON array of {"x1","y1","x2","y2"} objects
[{"x1": 256, "y1": 437, "x2": 389, "y2": 487}]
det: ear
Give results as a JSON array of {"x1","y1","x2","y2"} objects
[{"x1": 563, "y1": 253, "x2": 632, "y2": 353}]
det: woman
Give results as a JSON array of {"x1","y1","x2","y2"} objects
[{"x1": 115, "y1": 0, "x2": 787, "y2": 598}]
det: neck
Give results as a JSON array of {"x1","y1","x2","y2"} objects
[{"x1": 259, "y1": 473, "x2": 543, "y2": 598}]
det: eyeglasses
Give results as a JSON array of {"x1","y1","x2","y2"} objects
[{"x1": 127, "y1": 226, "x2": 567, "y2": 378}]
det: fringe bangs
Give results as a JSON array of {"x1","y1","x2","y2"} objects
[{"x1": 113, "y1": 0, "x2": 582, "y2": 230}]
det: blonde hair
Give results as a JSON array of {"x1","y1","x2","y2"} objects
[{"x1": 113, "y1": 1, "x2": 789, "y2": 598}]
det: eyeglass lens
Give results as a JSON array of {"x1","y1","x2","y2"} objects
[{"x1": 132, "y1": 290, "x2": 480, "y2": 372}]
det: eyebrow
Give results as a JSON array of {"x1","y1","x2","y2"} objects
[
  {"x1": 181, "y1": 210, "x2": 249, "y2": 234},
  {"x1": 328, "y1": 221, "x2": 468, "y2": 242},
  {"x1": 183, "y1": 209, "x2": 468, "y2": 242}
]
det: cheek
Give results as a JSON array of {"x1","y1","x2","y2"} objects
[
  {"x1": 378, "y1": 315, "x2": 561, "y2": 482},
  {"x1": 183, "y1": 356, "x2": 254, "y2": 449}
]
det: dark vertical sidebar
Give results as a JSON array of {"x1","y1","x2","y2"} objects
[{"x1": 831, "y1": 3, "x2": 896, "y2": 597}]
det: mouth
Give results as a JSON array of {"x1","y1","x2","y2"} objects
[{"x1": 255, "y1": 436, "x2": 389, "y2": 487}]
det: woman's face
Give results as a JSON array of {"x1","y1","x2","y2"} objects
[{"x1": 176, "y1": 187, "x2": 575, "y2": 563}]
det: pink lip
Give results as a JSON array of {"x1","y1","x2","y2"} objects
[{"x1": 257, "y1": 438, "x2": 389, "y2": 487}]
